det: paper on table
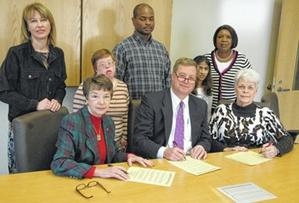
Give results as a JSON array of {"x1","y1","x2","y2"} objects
[
  {"x1": 168, "y1": 156, "x2": 220, "y2": 175},
  {"x1": 217, "y1": 182, "x2": 277, "y2": 203},
  {"x1": 225, "y1": 151, "x2": 271, "y2": 165},
  {"x1": 127, "y1": 167, "x2": 175, "y2": 187}
]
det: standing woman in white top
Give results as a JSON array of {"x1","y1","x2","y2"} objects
[
  {"x1": 204, "y1": 25, "x2": 252, "y2": 112},
  {"x1": 192, "y1": 55, "x2": 213, "y2": 120}
]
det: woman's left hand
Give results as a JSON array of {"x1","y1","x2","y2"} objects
[
  {"x1": 127, "y1": 153, "x2": 153, "y2": 167},
  {"x1": 49, "y1": 99, "x2": 61, "y2": 112},
  {"x1": 260, "y1": 143, "x2": 279, "y2": 158}
]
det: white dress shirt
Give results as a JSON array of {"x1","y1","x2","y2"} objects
[{"x1": 157, "y1": 89, "x2": 192, "y2": 158}]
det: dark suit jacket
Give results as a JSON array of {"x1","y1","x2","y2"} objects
[
  {"x1": 51, "y1": 106, "x2": 126, "y2": 179},
  {"x1": 133, "y1": 89, "x2": 211, "y2": 158}
]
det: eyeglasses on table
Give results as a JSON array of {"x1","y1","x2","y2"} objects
[{"x1": 75, "y1": 180, "x2": 111, "y2": 199}]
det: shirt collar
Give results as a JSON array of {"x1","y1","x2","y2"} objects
[
  {"x1": 133, "y1": 31, "x2": 152, "y2": 44},
  {"x1": 170, "y1": 88, "x2": 189, "y2": 108}
]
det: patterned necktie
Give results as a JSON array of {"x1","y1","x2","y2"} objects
[{"x1": 174, "y1": 101, "x2": 184, "y2": 149}]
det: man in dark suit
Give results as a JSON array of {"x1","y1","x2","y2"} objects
[{"x1": 133, "y1": 57, "x2": 211, "y2": 161}]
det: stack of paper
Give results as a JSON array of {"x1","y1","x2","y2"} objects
[{"x1": 217, "y1": 182, "x2": 277, "y2": 202}]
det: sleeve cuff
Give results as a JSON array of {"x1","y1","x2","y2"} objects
[
  {"x1": 84, "y1": 166, "x2": 96, "y2": 179},
  {"x1": 157, "y1": 146, "x2": 166, "y2": 159}
]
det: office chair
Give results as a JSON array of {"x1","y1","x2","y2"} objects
[
  {"x1": 12, "y1": 107, "x2": 69, "y2": 173},
  {"x1": 261, "y1": 92, "x2": 280, "y2": 118}
]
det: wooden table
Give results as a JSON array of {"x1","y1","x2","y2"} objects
[{"x1": 1, "y1": 146, "x2": 298, "y2": 202}]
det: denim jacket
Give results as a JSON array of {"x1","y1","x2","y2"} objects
[{"x1": 0, "y1": 41, "x2": 67, "y2": 121}]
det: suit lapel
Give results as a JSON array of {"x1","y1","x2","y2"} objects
[
  {"x1": 189, "y1": 97, "x2": 199, "y2": 146},
  {"x1": 162, "y1": 90, "x2": 173, "y2": 142}
]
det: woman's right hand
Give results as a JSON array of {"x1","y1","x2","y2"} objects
[
  {"x1": 37, "y1": 98, "x2": 51, "y2": 110},
  {"x1": 94, "y1": 166, "x2": 129, "y2": 180}
]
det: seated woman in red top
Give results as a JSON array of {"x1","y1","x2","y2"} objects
[{"x1": 51, "y1": 74, "x2": 152, "y2": 179}]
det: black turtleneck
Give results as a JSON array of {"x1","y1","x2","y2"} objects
[{"x1": 232, "y1": 102, "x2": 257, "y2": 118}]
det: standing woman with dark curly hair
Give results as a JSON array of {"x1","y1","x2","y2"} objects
[
  {"x1": 204, "y1": 24, "x2": 252, "y2": 112},
  {"x1": 0, "y1": 2, "x2": 67, "y2": 173}
]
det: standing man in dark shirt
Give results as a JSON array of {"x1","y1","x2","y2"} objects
[{"x1": 113, "y1": 3, "x2": 171, "y2": 99}]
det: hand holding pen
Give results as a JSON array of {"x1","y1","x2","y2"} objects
[
  {"x1": 260, "y1": 142, "x2": 279, "y2": 158},
  {"x1": 163, "y1": 141, "x2": 186, "y2": 161}
]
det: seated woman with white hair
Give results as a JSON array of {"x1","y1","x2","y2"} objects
[{"x1": 209, "y1": 69, "x2": 293, "y2": 158}]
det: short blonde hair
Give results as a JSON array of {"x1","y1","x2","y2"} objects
[
  {"x1": 21, "y1": 2, "x2": 56, "y2": 45},
  {"x1": 172, "y1": 57, "x2": 197, "y2": 73}
]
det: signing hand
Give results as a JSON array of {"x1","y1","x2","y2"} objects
[
  {"x1": 163, "y1": 147, "x2": 185, "y2": 161},
  {"x1": 260, "y1": 143, "x2": 279, "y2": 158}
]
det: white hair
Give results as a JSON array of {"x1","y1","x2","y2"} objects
[{"x1": 235, "y1": 69, "x2": 260, "y2": 87}]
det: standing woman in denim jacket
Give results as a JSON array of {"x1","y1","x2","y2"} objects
[{"x1": 0, "y1": 2, "x2": 67, "y2": 173}]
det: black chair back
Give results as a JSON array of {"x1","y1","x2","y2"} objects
[
  {"x1": 127, "y1": 99, "x2": 141, "y2": 152},
  {"x1": 12, "y1": 107, "x2": 69, "y2": 173}
]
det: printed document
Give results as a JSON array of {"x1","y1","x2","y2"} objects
[
  {"x1": 127, "y1": 167, "x2": 175, "y2": 187},
  {"x1": 168, "y1": 156, "x2": 220, "y2": 175},
  {"x1": 225, "y1": 151, "x2": 271, "y2": 165}
]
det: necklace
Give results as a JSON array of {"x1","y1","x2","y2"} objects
[
  {"x1": 215, "y1": 50, "x2": 233, "y2": 62},
  {"x1": 96, "y1": 133, "x2": 101, "y2": 141},
  {"x1": 96, "y1": 121, "x2": 103, "y2": 141},
  {"x1": 90, "y1": 114, "x2": 102, "y2": 141},
  {"x1": 96, "y1": 123, "x2": 103, "y2": 141}
]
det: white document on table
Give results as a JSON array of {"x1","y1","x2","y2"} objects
[
  {"x1": 168, "y1": 156, "x2": 220, "y2": 175},
  {"x1": 225, "y1": 151, "x2": 271, "y2": 165},
  {"x1": 217, "y1": 182, "x2": 277, "y2": 203},
  {"x1": 127, "y1": 167, "x2": 175, "y2": 187}
]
